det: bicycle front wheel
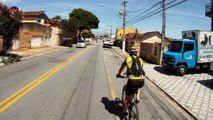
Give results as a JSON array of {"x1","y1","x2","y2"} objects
[{"x1": 129, "y1": 103, "x2": 139, "y2": 120}]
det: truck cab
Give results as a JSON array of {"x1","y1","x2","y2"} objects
[{"x1": 163, "y1": 39, "x2": 196, "y2": 76}]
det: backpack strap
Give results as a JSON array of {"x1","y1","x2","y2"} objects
[{"x1": 131, "y1": 56, "x2": 141, "y2": 66}]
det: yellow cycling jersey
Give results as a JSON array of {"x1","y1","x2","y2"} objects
[{"x1": 123, "y1": 56, "x2": 144, "y2": 80}]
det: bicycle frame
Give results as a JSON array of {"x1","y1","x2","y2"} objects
[{"x1": 122, "y1": 85, "x2": 139, "y2": 120}]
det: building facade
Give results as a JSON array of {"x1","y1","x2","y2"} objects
[
  {"x1": 206, "y1": 0, "x2": 213, "y2": 30},
  {"x1": 139, "y1": 31, "x2": 172, "y2": 65}
]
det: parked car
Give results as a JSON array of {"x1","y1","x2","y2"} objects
[
  {"x1": 103, "y1": 39, "x2": 113, "y2": 48},
  {"x1": 76, "y1": 40, "x2": 86, "y2": 48}
]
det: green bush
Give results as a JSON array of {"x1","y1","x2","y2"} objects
[
  {"x1": 63, "y1": 40, "x2": 73, "y2": 47},
  {"x1": 1, "y1": 54, "x2": 22, "y2": 65}
]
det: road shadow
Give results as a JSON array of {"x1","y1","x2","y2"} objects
[
  {"x1": 197, "y1": 79, "x2": 213, "y2": 90},
  {"x1": 154, "y1": 66, "x2": 210, "y2": 76},
  {"x1": 101, "y1": 97, "x2": 123, "y2": 118},
  {"x1": 153, "y1": 66, "x2": 174, "y2": 75}
]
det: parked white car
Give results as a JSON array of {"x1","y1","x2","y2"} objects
[
  {"x1": 103, "y1": 39, "x2": 113, "y2": 48},
  {"x1": 76, "y1": 40, "x2": 86, "y2": 48}
]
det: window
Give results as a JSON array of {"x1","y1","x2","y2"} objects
[
  {"x1": 153, "y1": 47, "x2": 157, "y2": 56},
  {"x1": 184, "y1": 43, "x2": 194, "y2": 52},
  {"x1": 169, "y1": 41, "x2": 182, "y2": 52}
]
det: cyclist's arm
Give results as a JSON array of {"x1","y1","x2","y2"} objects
[
  {"x1": 139, "y1": 58, "x2": 146, "y2": 76},
  {"x1": 139, "y1": 58, "x2": 143, "y2": 68},
  {"x1": 117, "y1": 59, "x2": 127, "y2": 75}
]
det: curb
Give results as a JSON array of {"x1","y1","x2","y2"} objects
[
  {"x1": 144, "y1": 75, "x2": 198, "y2": 120},
  {"x1": 0, "y1": 47, "x2": 68, "y2": 67},
  {"x1": 111, "y1": 47, "x2": 198, "y2": 120}
]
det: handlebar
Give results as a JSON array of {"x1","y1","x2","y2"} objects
[
  {"x1": 116, "y1": 75, "x2": 125, "y2": 78},
  {"x1": 116, "y1": 74, "x2": 145, "y2": 79},
  {"x1": 116, "y1": 74, "x2": 127, "y2": 78}
]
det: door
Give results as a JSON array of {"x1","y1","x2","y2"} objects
[{"x1": 183, "y1": 42, "x2": 196, "y2": 69}]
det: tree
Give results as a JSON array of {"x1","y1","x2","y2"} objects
[
  {"x1": 60, "y1": 18, "x2": 78, "y2": 38},
  {"x1": 82, "y1": 31, "x2": 95, "y2": 40},
  {"x1": 0, "y1": 4, "x2": 23, "y2": 54},
  {"x1": 69, "y1": 8, "x2": 99, "y2": 38},
  {"x1": 52, "y1": 15, "x2": 61, "y2": 20}
]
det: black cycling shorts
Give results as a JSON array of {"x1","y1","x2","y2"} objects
[{"x1": 125, "y1": 79, "x2": 144, "y2": 96}]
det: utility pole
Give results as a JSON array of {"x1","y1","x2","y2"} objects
[
  {"x1": 122, "y1": 0, "x2": 127, "y2": 53},
  {"x1": 160, "y1": 0, "x2": 166, "y2": 65},
  {"x1": 108, "y1": 25, "x2": 112, "y2": 38}
]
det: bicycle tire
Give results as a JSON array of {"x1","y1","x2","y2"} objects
[{"x1": 129, "y1": 102, "x2": 139, "y2": 120}]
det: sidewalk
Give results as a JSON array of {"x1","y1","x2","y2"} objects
[
  {"x1": 0, "y1": 46, "x2": 68, "y2": 66},
  {"x1": 112, "y1": 46, "x2": 213, "y2": 120}
]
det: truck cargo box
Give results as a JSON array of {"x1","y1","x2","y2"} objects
[{"x1": 182, "y1": 30, "x2": 213, "y2": 63}]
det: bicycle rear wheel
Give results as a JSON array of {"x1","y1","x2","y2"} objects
[{"x1": 129, "y1": 102, "x2": 139, "y2": 120}]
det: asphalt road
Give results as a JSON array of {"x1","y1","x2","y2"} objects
[{"x1": 0, "y1": 43, "x2": 194, "y2": 120}]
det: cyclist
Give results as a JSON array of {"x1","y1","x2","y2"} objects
[{"x1": 116, "y1": 47, "x2": 145, "y2": 116}]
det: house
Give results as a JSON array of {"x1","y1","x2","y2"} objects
[
  {"x1": 139, "y1": 31, "x2": 172, "y2": 64},
  {"x1": 115, "y1": 28, "x2": 143, "y2": 39},
  {"x1": 115, "y1": 28, "x2": 143, "y2": 49},
  {"x1": 125, "y1": 32, "x2": 143, "y2": 53},
  {"x1": 15, "y1": 11, "x2": 63, "y2": 50},
  {"x1": 18, "y1": 23, "x2": 52, "y2": 50},
  {"x1": 22, "y1": 11, "x2": 50, "y2": 26}
]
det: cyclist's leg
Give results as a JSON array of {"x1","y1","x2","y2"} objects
[
  {"x1": 123, "y1": 80, "x2": 133, "y2": 113},
  {"x1": 136, "y1": 89, "x2": 141, "y2": 102},
  {"x1": 123, "y1": 95, "x2": 130, "y2": 113},
  {"x1": 134, "y1": 79, "x2": 145, "y2": 103}
]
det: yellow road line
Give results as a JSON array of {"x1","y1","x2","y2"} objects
[
  {"x1": 105, "y1": 63, "x2": 120, "y2": 120},
  {"x1": 0, "y1": 47, "x2": 91, "y2": 112},
  {"x1": 105, "y1": 64, "x2": 116, "y2": 99}
]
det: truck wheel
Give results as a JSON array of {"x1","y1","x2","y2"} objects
[{"x1": 177, "y1": 65, "x2": 187, "y2": 76}]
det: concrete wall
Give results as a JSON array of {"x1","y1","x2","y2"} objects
[
  {"x1": 50, "y1": 27, "x2": 62, "y2": 46},
  {"x1": 31, "y1": 36, "x2": 50, "y2": 48},
  {"x1": 12, "y1": 39, "x2": 19, "y2": 50}
]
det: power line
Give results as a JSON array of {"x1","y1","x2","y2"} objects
[
  {"x1": 127, "y1": 0, "x2": 175, "y2": 25},
  {"x1": 126, "y1": 0, "x2": 155, "y2": 13},
  {"x1": 127, "y1": 0, "x2": 176, "y2": 24},
  {"x1": 126, "y1": 1, "x2": 162, "y2": 23},
  {"x1": 126, "y1": 0, "x2": 188, "y2": 27}
]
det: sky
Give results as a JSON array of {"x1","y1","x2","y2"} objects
[{"x1": 1, "y1": 0, "x2": 211, "y2": 39}]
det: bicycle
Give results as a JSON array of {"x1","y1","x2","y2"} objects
[{"x1": 117, "y1": 75, "x2": 140, "y2": 120}]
